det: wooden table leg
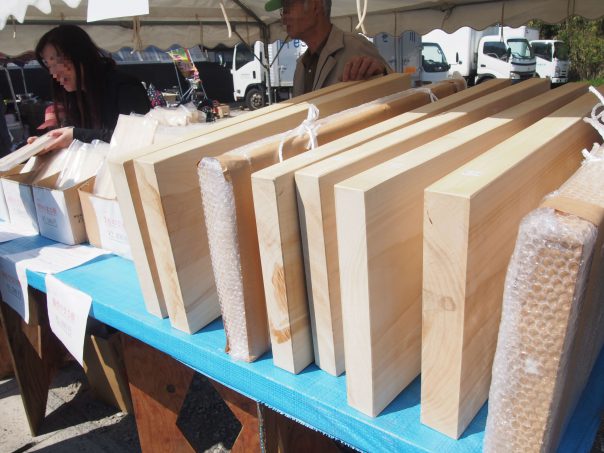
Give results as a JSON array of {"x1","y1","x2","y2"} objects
[
  {"x1": 0, "y1": 314, "x2": 13, "y2": 379},
  {"x1": 211, "y1": 380, "x2": 261, "y2": 453},
  {"x1": 121, "y1": 334, "x2": 196, "y2": 453},
  {"x1": 0, "y1": 289, "x2": 64, "y2": 435},
  {"x1": 260, "y1": 405, "x2": 341, "y2": 453}
]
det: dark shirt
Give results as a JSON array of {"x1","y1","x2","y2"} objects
[
  {"x1": 72, "y1": 69, "x2": 151, "y2": 143},
  {"x1": 300, "y1": 36, "x2": 329, "y2": 94}
]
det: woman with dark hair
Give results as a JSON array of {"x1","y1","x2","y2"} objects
[{"x1": 29, "y1": 24, "x2": 150, "y2": 152}]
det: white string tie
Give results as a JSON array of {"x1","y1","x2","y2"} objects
[
  {"x1": 220, "y1": 2, "x2": 232, "y2": 39},
  {"x1": 278, "y1": 105, "x2": 320, "y2": 163},
  {"x1": 355, "y1": 0, "x2": 368, "y2": 35},
  {"x1": 414, "y1": 87, "x2": 438, "y2": 103},
  {"x1": 581, "y1": 142, "x2": 604, "y2": 164},
  {"x1": 582, "y1": 85, "x2": 604, "y2": 141}
]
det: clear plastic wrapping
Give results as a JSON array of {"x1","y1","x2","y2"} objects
[
  {"x1": 484, "y1": 145, "x2": 604, "y2": 452},
  {"x1": 55, "y1": 139, "x2": 109, "y2": 189},
  {"x1": 199, "y1": 157, "x2": 250, "y2": 361},
  {"x1": 145, "y1": 102, "x2": 204, "y2": 126}
]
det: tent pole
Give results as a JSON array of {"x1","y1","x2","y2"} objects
[{"x1": 2, "y1": 66, "x2": 24, "y2": 131}]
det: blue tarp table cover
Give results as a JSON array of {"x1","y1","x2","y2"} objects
[{"x1": 1, "y1": 235, "x2": 602, "y2": 452}]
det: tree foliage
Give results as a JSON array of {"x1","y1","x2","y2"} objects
[{"x1": 529, "y1": 17, "x2": 604, "y2": 81}]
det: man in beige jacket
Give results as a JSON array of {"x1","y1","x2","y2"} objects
[{"x1": 265, "y1": 0, "x2": 391, "y2": 96}]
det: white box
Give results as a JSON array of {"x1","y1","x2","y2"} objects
[
  {"x1": 32, "y1": 174, "x2": 91, "y2": 245},
  {"x1": 0, "y1": 165, "x2": 25, "y2": 222},
  {"x1": 1, "y1": 171, "x2": 39, "y2": 233}
]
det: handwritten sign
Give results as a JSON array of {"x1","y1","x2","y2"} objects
[
  {"x1": 0, "y1": 258, "x2": 29, "y2": 322},
  {"x1": 0, "y1": 222, "x2": 37, "y2": 243},
  {"x1": 0, "y1": 244, "x2": 108, "y2": 324},
  {"x1": 90, "y1": 197, "x2": 132, "y2": 259},
  {"x1": 45, "y1": 275, "x2": 92, "y2": 365}
]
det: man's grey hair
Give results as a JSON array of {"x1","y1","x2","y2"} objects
[{"x1": 303, "y1": 0, "x2": 331, "y2": 17}]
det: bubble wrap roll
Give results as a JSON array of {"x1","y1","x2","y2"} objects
[
  {"x1": 199, "y1": 157, "x2": 251, "y2": 361},
  {"x1": 484, "y1": 147, "x2": 604, "y2": 452}
]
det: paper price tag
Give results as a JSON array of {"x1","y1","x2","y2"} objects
[
  {"x1": 0, "y1": 258, "x2": 29, "y2": 323},
  {"x1": 45, "y1": 275, "x2": 92, "y2": 365},
  {"x1": 0, "y1": 222, "x2": 37, "y2": 243}
]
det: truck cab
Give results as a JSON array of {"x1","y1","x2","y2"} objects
[
  {"x1": 476, "y1": 35, "x2": 536, "y2": 84},
  {"x1": 231, "y1": 42, "x2": 265, "y2": 109},
  {"x1": 421, "y1": 42, "x2": 450, "y2": 83},
  {"x1": 530, "y1": 40, "x2": 569, "y2": 85},
  {"x1": 231, "y1": 40, "x2": 307, "y2": 110}
]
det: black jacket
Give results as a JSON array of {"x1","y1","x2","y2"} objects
[{"x1": 72, "y1": 69, "x2": 151, "y2": 143}]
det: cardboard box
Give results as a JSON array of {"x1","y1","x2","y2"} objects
[
  {"x1": 1, "y1": 171, "x2": 39, "y2": 233},
  {"x1": 0, "y1": 164, "x2": 25, "y2": 222},
  {"x1": 32, "y1": 174, "x2": 90, "y2": 245},
  {"x1": 78, "y1": 179, "x2": 132, "y2": 259}
]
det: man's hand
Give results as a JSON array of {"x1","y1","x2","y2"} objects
[
  {"x1": 39, "y1": 127, "x2": 74, "y2": 155},
  {"x1": 341, "y1": 56, "x2": 387, "y2": 82}
]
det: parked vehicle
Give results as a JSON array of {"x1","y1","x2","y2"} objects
[
  {"x1": 373, "y1": 32, "x2": 449, "y2": 85},
  {"x1": 530, "y1": 40, "x2": 570, "y2": 84},
  {"x1": 421, "y1": 42, "x2": 451, "y2": 83},
  {"x1": 231, "y1": 39, "x2": 307, "y2": 110},
  {"x1": 423, "y1": 26, "x2": 536, "y2": 85}
]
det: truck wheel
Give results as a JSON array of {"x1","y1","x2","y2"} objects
[
  {"x1": 476, "y1": 75, "x2": 494, "y2": 85},
  {"x1": 245, "y1": 88, "x2": 265, "y2": 110}
]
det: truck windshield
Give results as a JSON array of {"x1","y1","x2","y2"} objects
[
  {"x1": 532, "y1": 42, "x2": 553, "y2": 61},
  {"x1": 421, "y1": 43, "x2": 450, "y2": 72},
  {"x1": 507, "y1": 39, "x2": 534, "y2": 59},
  {"x1": 554, "y1": 42, "x2": 569, "y2": 60}
]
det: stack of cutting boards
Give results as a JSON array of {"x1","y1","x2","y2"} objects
[{"x1": 110, "y1": 74, "x2": 602, "y2": 444}]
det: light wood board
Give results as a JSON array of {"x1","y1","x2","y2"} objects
[
  {"x1": 0, "y1": 133, "x2": 53, "y2": 172},
  {"x1": 333, "y1": 82, "x2": 588, "y2": 416},
  {"x1": 109, "y1": 81, "x2": 360, "y2": 318},
  {"x1": 420, "y1": 87, "x2": 603, "y2": 439},
  {"x1": 134, "y1": 74, "x2": 412, "y2": 333},
  {"x1": 203, "y1": 79, "x2": 465, "y2": 365},
  {"x1": 294, "y1": 78, "x2": 546, "y2": 377},
  {"x1": 252, "y1": 78, "x2": 472, "y2": 374}
]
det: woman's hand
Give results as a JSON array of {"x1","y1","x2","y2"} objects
[
  {"x1": 39, "y1": 127, "x2": 74, "y2": 154},
  {"x1": 27, "y1": 136, "x2": 38, "y2": 145}
]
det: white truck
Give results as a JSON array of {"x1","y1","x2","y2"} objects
[
  {"x1": 231, "y1": 39, "x2": 307, "y2": 110},
  {"x1": 423, "y1": 26, "x2": 536, "y2": 85},
  {"x1": 500, "y1": 26, "x2": 570, "y2": 84},
  {"x1": 530, "y1": 40, "x2": 570, "y2": 84},
  {"x1": 373, "y1": 32, "x2": 450, "y2": 85}
]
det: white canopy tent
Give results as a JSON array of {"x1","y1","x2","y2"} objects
[{"x1": 1, "y1": 0, "x2": 604, "y2": 57}]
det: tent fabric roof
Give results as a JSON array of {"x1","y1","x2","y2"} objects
[{"x1": 1, "y1": 0, "x2": 604, "y2": 56}]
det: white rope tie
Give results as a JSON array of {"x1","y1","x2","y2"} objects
[
  {"x1": 355, "y1": 0, "x2": 368, "y2": 35},
  {"x1": 582, "y1": 86, "x2": 604, "y2": 141},
  {"x1": 581, "y1": 143, "x2": 604, "y2": 164},
  {"x1": 414, "y1": 87, "x2": 439, "y2": 103},
  {"x1": 580, "y1": 86, "x2": 604, "y2": 163},
  {"x1": 220, "y1": 2, "x2": 232, "y2": 39},
  {"x1": 132, "y1": 17, "x2": 143, "y2": 52},
  {"x1": 278, "y1": 105, "x2": 320, "y2": 163}
]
